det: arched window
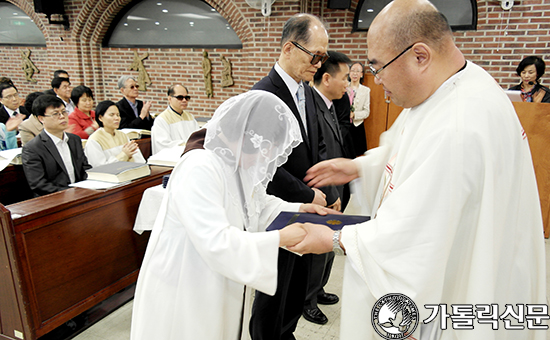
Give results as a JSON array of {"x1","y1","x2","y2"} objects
[
  {"x1": 104, "y1": 0, "x2": 242, "y2": 48},
  {"x1": 353, "y1": 0, "x2": 477, "y2": 32},
  {"x1": 0, "y1": 1, "x2": 45, "y2": 46}
]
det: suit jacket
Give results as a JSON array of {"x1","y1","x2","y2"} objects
[
  {"x1": 22, "y1": 130, "x2": 91, "y2": 197},
  {"x1": 18, "y1": 114, "x2": 44, "y2": 145},
  {"x1": 116, "y1": 98, "x2": 154, "y2": 130},
  {"x1": 312, "y1": 89, "x2": 350, "y2": 209},
  {"x1": 252, "y1": 67, "x2": 338, "y2": 205},
  {"x1": 0, "y1": 105, "x2": 29, "y2": 124}
]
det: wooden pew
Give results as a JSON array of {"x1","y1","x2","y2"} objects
[
  {"x1": 0, "y1": 137, "x2": 152, "y2": 207},
  {"x1": 0, "y1": 165, "x2": 170, "y2": 340}
]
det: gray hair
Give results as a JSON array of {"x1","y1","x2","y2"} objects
[{"x1": 117, "y1": 75, "x2": 136, "y2": 89}]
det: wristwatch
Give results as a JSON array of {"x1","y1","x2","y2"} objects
[{"x1": 332, "y1": 230, "x2": 344, "y2": 255}]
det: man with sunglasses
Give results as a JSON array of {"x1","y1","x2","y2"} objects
[
  {"x1": 151, "y1": 84, "x2": 199, "y2": 155},
  {"x1": 22, "y1": 95, "x2": 91, "y2": 197},
  {"x1": 116, "y1": 75, "x2": 154, "y2": 130},
  {"x1": 295, "y1": 0, "x2": 546, "y2": 339},
  {"x1": 249, "y1": 13, "x2": 341, "y2": 340}
]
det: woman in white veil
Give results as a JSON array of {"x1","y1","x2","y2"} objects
[{"x1": 131, "y1": 90, "x2": 333, "y2": 340}]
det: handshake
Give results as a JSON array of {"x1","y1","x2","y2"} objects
[{"x1": 277, "y1": 204, "x2": 342, "y2": 255}]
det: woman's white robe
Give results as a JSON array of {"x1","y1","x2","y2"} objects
[
  {"x1": 131, "y1": 149, "x2": 300, "y2": 340},
  {"x1": 339, "y1": 62, "x2": 546, "y2": 340},
  {"x1": 84, "y1": 128, "x2": 145, "y2": 167}
]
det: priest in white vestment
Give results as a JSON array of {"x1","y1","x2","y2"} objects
[
  {"x1": 295, "y1": 1, "x2": 547, "y2": 339},
  {"x1": 85, "y1": 100, "x2": 145, "y2": 167},
  {"x1": 150, "y1": 84, "x2": 199, "y2": 155},
  {"x1": 131, "y1": 91, "x2": 335, "y2": 340}
]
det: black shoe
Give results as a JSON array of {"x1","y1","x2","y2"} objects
[
  {"x1": 302, "y1": 307, "x2": 328, "y2": 325},
  {"x1": 317, "y1": 292, "x2": 339, "y2": 305}
]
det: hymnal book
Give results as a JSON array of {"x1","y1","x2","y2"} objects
[
  {"x1": 266, "y1": 211, "x2": 370, "y2": 232},
  {"x1": 86, "y1": 162, "x2": 151, "y2": 183},
  {"x1": 147, "y1": 145, "x2": 185, "y2": 167}
]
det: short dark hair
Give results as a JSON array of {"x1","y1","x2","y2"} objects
[
  {"x1": 51, "y1": 77, "x2": 70, "y2": 90},
  {"x1": 25, "y1": 92, "x2": 44, "y2": 116},
  {"x1": 94, "y1": 100, "x2": 117, "y2": 128},
  {"x1": 281, "y1": 14, "x2": 325, "y2": 47},
  {"x1": 0, "y1": 77, "x2": 14, "y2": 86},
  {"x1": 71, "y1": 85, "x2": 94, "y2": 106},
  {"x1": 516, "y1": 56, "x2": 546, "y2": 80},
  {"x1": 53, "y1": 70, "x2": 69, "y2": 78},
  {"x1": 32, "y1": 95, "x2": 65, "y2": 116},
  {"x1": 313, "y1": 51, "x2": 352, "y2": 85},
  {"x1": 167, "y1": 84, "x2": 189, "y2": 96},
  {"x1": 0, "y1": 82, "x2": 17, "y2": 98}
]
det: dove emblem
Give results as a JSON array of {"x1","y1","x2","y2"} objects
[{"x1": 371, "y1": 293, "x2": 419, "y2": 340}]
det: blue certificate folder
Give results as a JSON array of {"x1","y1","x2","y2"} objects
[{"x1": 266, "y1": 211, "x2": 370, "y2": 231}]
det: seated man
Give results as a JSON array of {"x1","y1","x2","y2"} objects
[
  {"x1": 22, "y1": 95, "x2": 91, "y2": 197},
  {"x1": 0, "y1": 82, "x2": 29, "y2": 125},
  {"x1": 51, "y1": 77, "x2": 76, "y2": 114},
  {"x1": 18, "y1": 92, "x2": 45, "y2": 145},
  {"x1": 151, "y1": 84, "x2": 199, "y2": 154},
  {"x1": 43, "y1": 70, "x2": 70, "y2": 96},
  {"x1": 116, "y1": 75, "x2": 154, "y2": 130}
]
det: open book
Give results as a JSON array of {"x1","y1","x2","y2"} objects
[
  {"x1": 119, "y1": 128, "x2": 151, "y2": 140},
  {"x1": 147, "y1": 145, "x2": 185, "y2": 167},
  {"x1": 86, "y1": 161, "x2": 151, "y2": 183},
  {"x1": 0, "y1": 147, "x2": 22, "y2": 171}
]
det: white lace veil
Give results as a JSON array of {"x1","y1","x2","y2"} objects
[{"x1": 204, "y1": 90, "x2": 302, "y2": 231}]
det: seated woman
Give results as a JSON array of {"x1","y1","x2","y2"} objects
[
  {"x1": 0, "y1": 122, "x2": 17, "y2": 151},
  {"x1": 0, "y1": 113, "x2": 24, "y2": 151},
  {"x1": 508, "y1": 56, "x2": 550, "y2": 103},
  {"x1": 68, "y1": 85, "x2": 98, "y2": 139},
  {"x1": 130, "y1": 91, "x2": 331, "y2": 340},
  {"x1": 85, "y1": 100, "x2": 145, "y2": 167}
]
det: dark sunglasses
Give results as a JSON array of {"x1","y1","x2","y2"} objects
[
  {"x1": 171, "y1": 95, "x2": 191, "y2": 101},
  {"x1": 291, "y1": 41, "x2": 329, "y2": 65},
  {"x1": 128, "y1": 85, "x2": 139, "y2": 89}
]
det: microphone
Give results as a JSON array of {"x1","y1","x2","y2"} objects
[{"x1": 528, "y1": 81, "x2": 535, "y2": 85}]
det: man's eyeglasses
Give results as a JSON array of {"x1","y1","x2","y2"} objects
[
  {"x1": 128, "y1": 85, "x2": 139, "y2": 90},
  {"x1": 171, "y1": 95, "x2": 191, "y2": 101},
  {"x1": 2, "y1": 93, "x2": 19, "y2": 100},
  {"x1": 44, "y1": 110, "x2": 68, "y2": 118},
  {"x1": 367, "y1": 43, "x2": 416, "y2": 79},
  {"x1": 291, "y1": 41, "x2": 329, "y2": 65}
]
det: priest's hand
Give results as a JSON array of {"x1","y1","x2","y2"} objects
[
  {"x1": 299, "y1": 203, "x2": 341, "y2": 216},
  {"x1": 287, "y1": 223, "x2": 335, "y2": 255},
  {"x1": 278, "y1": 223, "x2": 307, "y2": 248},
  {"x1": 305, "y1": 158, "x2": 359, "y2": 188}
]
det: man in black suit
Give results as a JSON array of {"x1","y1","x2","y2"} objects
[
  {"x1": 0, "y1": 82, "x2": 29, "y2": 125},
  {"x1": 303, "y1": 51, "x2": 353, "y2": 323},
  {"x1": 249, "y1": 14, "x2": 340, "y2": 340},
  {"x1": 116, "y1": 75, "x2": 154, "y2": 130},
  {"x1": 22, "y1": 95, "x2": 91, "y2": 197}
]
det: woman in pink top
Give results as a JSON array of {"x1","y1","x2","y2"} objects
[{"x1": 68, "y1": 85, "x2": 98, "y2": 139}]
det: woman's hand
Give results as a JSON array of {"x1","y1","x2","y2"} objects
[{"x1": 122, "y1": 141, "x2": 139, "y2": 157}]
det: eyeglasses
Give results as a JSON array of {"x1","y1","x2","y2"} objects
[
  {"x1": 291, "y1": 41, "x2": 329, "y2": 65},
  {"x1": 367, "y1": 43, "x2": 416, "y2": 79},
  {"x1": 171, "y1": 95, "x2": 191, "y2": 101},
  {"x1": 127, "y1": 85, "x2": 139, "y2": 90},
  {"x1": 2, "y1": 93, "x2": 19, "y2": 100},
  {"x1": 44, "y1": 109, "x2": 68, "y2": 118}
]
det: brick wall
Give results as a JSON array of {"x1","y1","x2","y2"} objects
[{"x1": 1, "y1": 0, "x2": 549, "y2": 119}]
